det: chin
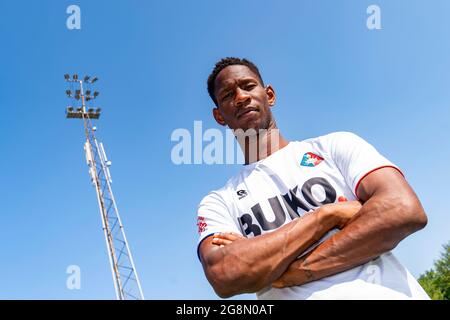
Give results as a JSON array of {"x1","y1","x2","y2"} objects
[
  {"x1": 233, "y1": 122, "x2": 263, "y2": 135},
  {"x1": 232, "y1": 114, "x2": 271, "y2": 132}
]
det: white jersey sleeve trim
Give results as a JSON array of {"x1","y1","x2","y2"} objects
[{"x1": 354, "y1": 165, "x2": 404, "y2": 198}]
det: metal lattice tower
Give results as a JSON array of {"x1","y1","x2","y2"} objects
[{"x1": 64, "y1": 74, "x2": 144, "y2": 300}]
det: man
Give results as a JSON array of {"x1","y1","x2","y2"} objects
[{"x1": 196, "y1": 57, "x2": 429, "y2": 299}]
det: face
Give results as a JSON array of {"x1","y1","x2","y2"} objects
[{"x1": 212, "y1": 65, "x2": 276, "y2": 131}]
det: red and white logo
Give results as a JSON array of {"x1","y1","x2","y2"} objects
[
  {"x1": 197, "y1": 216, "x2": 208, "y2": 234},
  {"x1": 300, "y1": 152, "x2": 324, "y2": 167}
]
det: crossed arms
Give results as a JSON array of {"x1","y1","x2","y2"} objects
[{"x1": 198, "y1": 167, "x2": 428, "y2": 298}]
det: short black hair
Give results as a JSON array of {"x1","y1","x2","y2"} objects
[{"x1": 207, "y1": 57, "x2": 264, "y2": 106}]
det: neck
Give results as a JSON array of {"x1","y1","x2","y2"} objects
[{"x1": 235, "y1": 122, "x2": 289, "y2": 164}]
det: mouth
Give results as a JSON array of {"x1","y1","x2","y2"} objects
[{"x1": 236, "y1": 107, "x2": 259, "y2": 119}]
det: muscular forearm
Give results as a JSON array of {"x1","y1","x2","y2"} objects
[
  {"x1": 274, "y1": 193, "x2": 427, "y2": 287},
  {"x1": 202, "y1": 206, "x2": 340, "y2": 298}
]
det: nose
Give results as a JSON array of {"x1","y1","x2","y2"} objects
[{"x1": 234, "y1": 87, "x2": 251, "y2": 108}]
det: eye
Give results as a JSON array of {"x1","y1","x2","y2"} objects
[
  {"x1": 244, "y1": 83, "x2": 256, "y2": 90},
  {"x1": 222, "y1": 91, "x2": 233, "y2": 100}
]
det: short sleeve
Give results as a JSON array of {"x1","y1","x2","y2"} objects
[
  {"x1": 320, "y1": 132, "x2": 404, "y2": 198},
  {"x1": 196, "y1": 191, "x2": 243, "y2": 249}
]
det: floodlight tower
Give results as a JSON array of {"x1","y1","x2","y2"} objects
[{"x1": 64, "y1": 74, "x2": 144, "y2": 300}]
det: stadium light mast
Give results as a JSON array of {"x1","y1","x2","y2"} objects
[{"x1": 64, "y1": 74, "x2": 144, "y2": 300}]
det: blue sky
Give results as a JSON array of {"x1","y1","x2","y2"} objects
[{"x1": 0, "y1": 0, "x2": 448, "y2": 299}]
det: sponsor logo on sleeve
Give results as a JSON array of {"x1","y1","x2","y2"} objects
[{"x1": 197, "y1": 216, "x2": 208, "y2": 234}]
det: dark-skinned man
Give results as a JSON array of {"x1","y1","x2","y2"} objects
[{"x1": 196, "y1": 57, "x2": 429, "y2": 300}]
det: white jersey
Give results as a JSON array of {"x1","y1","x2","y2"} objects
[{"x1": 196, "y1": 132, "x2": 429, "y2": 300}]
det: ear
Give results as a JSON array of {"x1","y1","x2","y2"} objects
[
  {"x1": 212, "y1": 107, "x2": 227, "y2": 126},
  {"x1": 265, "y1": 85, "x2": 276, "y2": 106}
]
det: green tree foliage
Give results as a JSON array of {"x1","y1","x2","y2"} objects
[{"x1": 418, "y1": 241, "x2": 450, "y2": 300}]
